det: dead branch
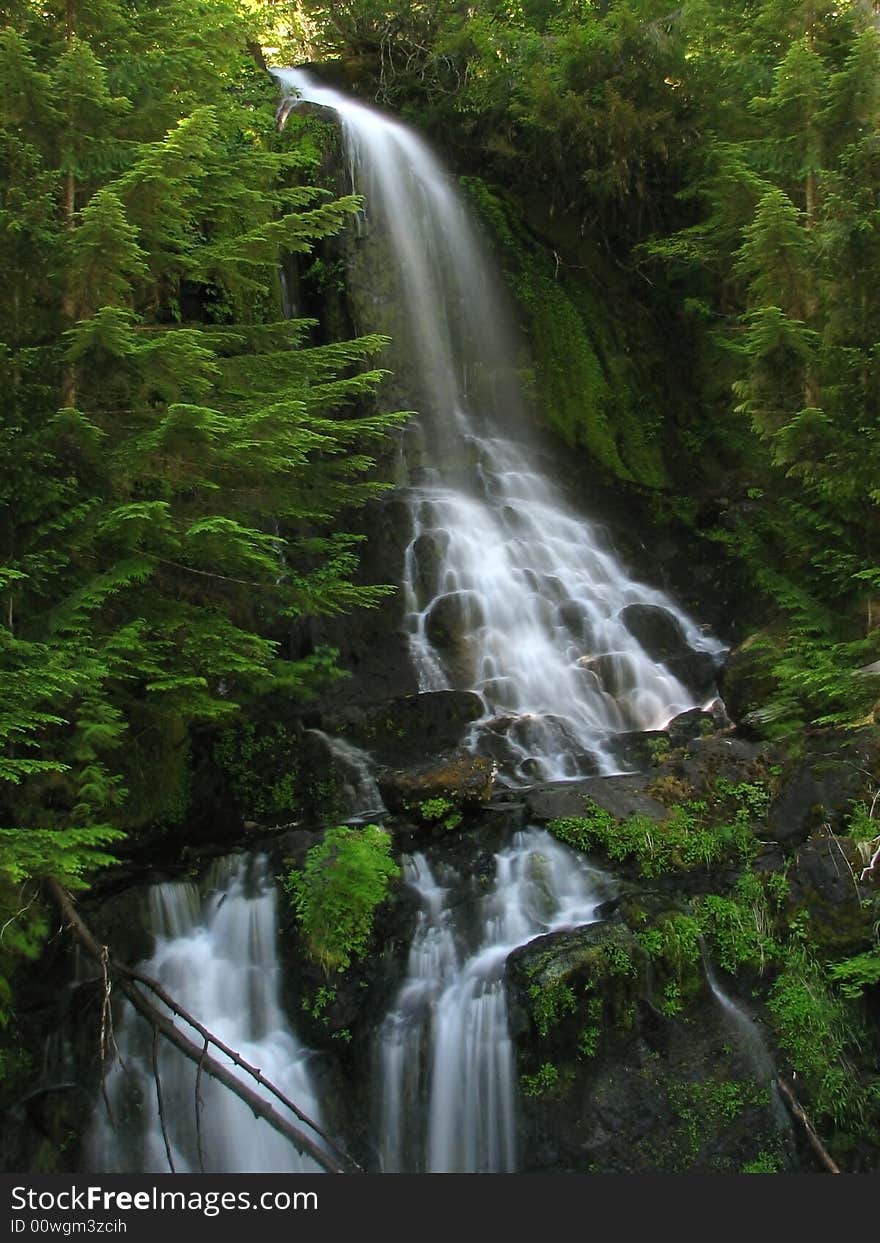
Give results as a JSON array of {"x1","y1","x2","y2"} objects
[
  {"x1": 122, "y1": 962, "x2": 342, "y2": 1156},
  {"x1": 195, "y1": 1037, "x2": 208, "y2": 1175},
  {"x1": 46, "y1": 877, "x2": 357, "y2": 1175},
  {"x1": 776, "y1": 1076, "x2": 841, "y2": 1173},
  {"x1": 152, "y1": 1027, "x2": 176, "y2": 1174}
]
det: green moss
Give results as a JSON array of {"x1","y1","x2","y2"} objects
[{"x1": 461, "y1": 176, "x2": 667, "y2": 488}]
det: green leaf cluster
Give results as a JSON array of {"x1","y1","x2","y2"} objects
[{"x1": 284, "y1": 825, "x2": 400, "y2": 973}]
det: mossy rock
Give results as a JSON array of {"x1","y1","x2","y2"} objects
[
  {"x1": 717, "y1": 632, "x2": 782, "y2": 728},
  {"x1": 507, "y1": 915, "x2": 798, "y2": 1172},
  {"x1": 378, "y1": 752, "x2": 496, "y2": 820}
]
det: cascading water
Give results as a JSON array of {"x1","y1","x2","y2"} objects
[
  {"x1": 88, "y1": 855, "x2": 326, "y2": 1174},
  {"x1": 703, "y1": 954, "x2": 792, "y2": 1137},
  {"x1": 306, "y1": 728, "x2": 387, "y2": 823},
  {"x1": 374, "y1": 828, "x2": 611, "y2": 1172},
  {"x1": 273, "y1": 68, "x2": 724, "y2": 782}
]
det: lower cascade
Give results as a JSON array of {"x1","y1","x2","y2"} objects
[
  {"x1": 374, "y1": 829, "x2": 611, "y2": 1172},
  {"x1": 87, "y1": 855, "x2": 326, "y2": 1174}
]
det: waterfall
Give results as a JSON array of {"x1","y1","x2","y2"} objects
[
  {"x1": 374, "y1": 828, "x2": 611, "y2": 1172},
  {"x1": 306, "y1": 728, "x2": 387, "y2": 822},
  {"x1": 703, "y1": 954, "x2": 792, "y2": 1136},
  {"x1": 274, "y1": 68, "x2": 723, "y2": 783},
  {"x1": 87, "y1": 855, "x2": 326, "y2": 1174}
]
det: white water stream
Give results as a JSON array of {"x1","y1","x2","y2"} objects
[
  {"x1": 374, "y1": 828, "x2": 611, "y2": 1172},
  {"x1": 88, "y1": 855, "x2": 325, "y2": 1174},
  {"x1": 274, "y1": 68, "x2": 723, "y2": 782}
]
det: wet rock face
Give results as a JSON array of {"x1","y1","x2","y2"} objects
[
  {"x1": 619, "y1": 603, "x2": 720, "y2": 699},
  {"x1": 505, "y1": 918, "x2": 799, "y2": 1174},
  {"x1": 317, "y1": 690, "x2": 484, "y2": 768},
  {"x1": 717, "y1": 636, "x2": 780, "y2": 728},
  {"x1": 522, "y1": 773, "x2": 669, "y2": 824},
  {"x1": 785, "y1": 836, "x2": 877, "y2": 953},
  {"x1": 378, "y1": 752, "x2": 496, "y2": 819},
  {"x1": 766, "y1": 730, "x2": 880, "y2": 845}
]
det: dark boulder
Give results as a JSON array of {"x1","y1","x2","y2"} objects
[
  {"x1": 766, "y1": 730, "x2": 879, "y2": 845},
  {"x1": 378, "y1": 752, "x2": 497, "y2": 819},
  {"x1": 506, "y1": 914, "x2": 799, "y2": 1173},
  {"x1": 610, "y1": 729, "x2": 672, "y2": 771},
  {"x1": 674, "y1": 735, "x2": 765, "y2": 795},
  {"x1": 667, "y1": 702, "x2": 730, "y2": 746},
  {"x1": 410, "y1": 529, "x2": 450, "y2": 604},
  {"x1": 619, "y1": 603, "x2": 720, "y2": 698},
  {"x1": 524, "y1": 773, "x2": 668, "y2": 824},
  {"x1": 319, "y1": 690, "x2": 484, "y2": 767},
  {"x1": 717, "y1": 634, "x2": 779, "y2": 729},
  {"x1": 785, "y1": 836, "x2": 879, "y2": 952}
]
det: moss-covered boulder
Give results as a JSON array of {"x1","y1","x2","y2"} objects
[
  {"x1": 505, "y1": 916, "x2": 799, "y2": 1173},
  {"x1": 378, "y1": 752, "x2": 497, "y2": 823}
]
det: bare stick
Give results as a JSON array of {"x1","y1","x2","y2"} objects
[
  {"x1": 123, "y1": 963, "x2": 344, "y2": 1160},
  {"x1": 98, "y1": 945, "x2": 116, "y2": 1127},
  {"x1": 195, "y1": 1037, "x2": 208, "y2": 1175},
  {"x1": 152, "y1": 1027, "x2": 176, "y2": 1174},
  {"x1": 776, "y1": 1076, "x2": 841, "y2": 1173}
]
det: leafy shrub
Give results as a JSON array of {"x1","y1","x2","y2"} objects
[
  {"x1": 284, "y1": 825, "x2": 400, "y2": 973},
  {"x1": 529, "y1": 979, "x2": 577, "y2": 1037},
  {"x1": 521, "y1": 1062, "x2": 560, "y2": 1097},
  {"x1": 828, "y1": 949, "x2": 880, "y2": 999},
  {"x1": 416, "y1": 796, "x2": 462, "y2": 831}
]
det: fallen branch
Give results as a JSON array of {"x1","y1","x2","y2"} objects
[
  {"x1": 121, "y1": 963, "x2": 340, "y2": 1156},
  {"x1": 195, "y1": 1037, "x2": 208, "y2": 1175},
  {"x1": 47, "y1": 877, "x2": 357, "y2": 1175},
  {"x1": 775, "y1": 1076, "x2": 841, "y2": 1173},
  {"x1": 152, "y1": 1027, "x2": 176, "y2": 1174}
]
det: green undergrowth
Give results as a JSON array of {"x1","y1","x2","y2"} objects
[
  {"x1": 283, "y1": 824, "x2": 400, "y2": 973},
  {"x1": 548, "y1": 779, "x2": 765, "y2": 878},
  {"x1": 544, "y1": 781, "x2": 880, "y2": 1155}
]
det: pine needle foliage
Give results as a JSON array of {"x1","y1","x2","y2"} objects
[{"x1": 0, "y1": 0, "x2": 406, "y2": 1021}]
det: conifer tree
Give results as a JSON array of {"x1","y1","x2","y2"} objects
[{"x1": 0, "y1": 0, "x2": 405, "y2": 1040}]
